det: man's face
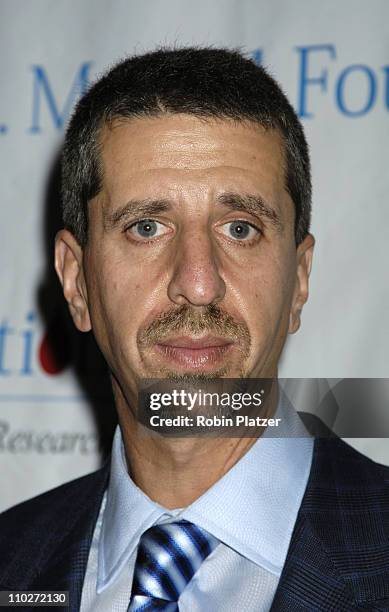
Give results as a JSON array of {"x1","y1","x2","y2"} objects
[{"x1": 56, "y1": 114, "x2": 313, "y2": 398}]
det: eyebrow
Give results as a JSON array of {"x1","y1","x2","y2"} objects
[
  {"x1": 103, "y1": 192, "x2": 283, "y2": 232},
  {"x1": 103, "y1": 199, "x2": 171, "y2": 231},
  {"x1": 217, "y1": 192, "x2": 283, "y2": 231}
]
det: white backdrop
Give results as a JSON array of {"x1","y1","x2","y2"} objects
[{"x1": 1, "y1": 0, "x2": 388, "y2": 512}]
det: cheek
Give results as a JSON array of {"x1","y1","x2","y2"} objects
[
  {"x1": 87, "y1": 254, "x2": 164, "y2": 343},
  {"x1": 242, "y1": 256, "x2": 296, "y2": 338}
]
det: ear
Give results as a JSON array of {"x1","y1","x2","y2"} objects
[
  {"x1": 288, "y1": 233, "x2": 315, "y2": 334},
  {"x1": 54, "y1": 229, "x2": 92, "y2": 332}
]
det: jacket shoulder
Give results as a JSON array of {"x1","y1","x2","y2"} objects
[
  {"x1": 0, "y1": 466, "x2": 107, "y2": 528},
  {"x1": 313, "y1": 436, "x2": 389, "y2": 486},
  {"x1": 306, "y1": 436, "x2": 389, "y2": 519},
  {"x1": 0, "y1": 464, "x2": 109, "y2": 589}
]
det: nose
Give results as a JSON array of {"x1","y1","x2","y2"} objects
[{"x1": 167, "y1": 228, "x2": 226, "y2": 307}]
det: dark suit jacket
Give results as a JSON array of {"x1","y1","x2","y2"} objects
[{"x1": 1, "y1": 437, "x2": 389, "y2": 611}]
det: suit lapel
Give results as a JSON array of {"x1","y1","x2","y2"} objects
[{"x1": 270, "y1": 513, "x2": 355, "y2": 610}]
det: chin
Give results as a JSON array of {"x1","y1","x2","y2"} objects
[{"x1": 143, "y1": 362, "x2": 250, "y2": 381}]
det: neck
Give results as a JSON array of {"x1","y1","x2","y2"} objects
[{"x1": 113, "y1": 378, "x2": 278, "y2": 509}]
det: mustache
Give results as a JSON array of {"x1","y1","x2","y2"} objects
[{"x1": 138, "y1": 304, "x2": 251, "y2": 348}]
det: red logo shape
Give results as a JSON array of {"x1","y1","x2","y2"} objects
[{"x1": 39, "y1": 318, "x2": 71, "y2": 375}]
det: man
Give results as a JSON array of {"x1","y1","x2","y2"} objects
[{"x1": 1, "y1": 47, "x2": 388, "y2": 611}]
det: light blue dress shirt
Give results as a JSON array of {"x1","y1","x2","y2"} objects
[{"x1": 80, "y1": 392, "x2": 313, "y2": 611}]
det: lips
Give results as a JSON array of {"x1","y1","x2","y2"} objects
[
  {"x1": 154, "y1": 335, "x2": 234, "y2": 369},
  {"x1": 159, "y1": 335, "x2": 232, "y2": 349}
]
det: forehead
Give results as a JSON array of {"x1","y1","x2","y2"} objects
[{"x1": 96, "y1": 114, "x2": 288, "y2": 213}]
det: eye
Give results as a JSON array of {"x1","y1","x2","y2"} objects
[
  {"x1": 127, "y1": 219, "x2": 169, "y2": 241},
  {"x1": 220, "y1": 220, "x2": 261, "y2": 241}
]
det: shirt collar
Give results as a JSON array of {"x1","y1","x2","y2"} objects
[{"x1": 98, "y1": 389, "x2": 313, "y2": 591}]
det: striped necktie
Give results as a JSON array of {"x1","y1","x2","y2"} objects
[{"x1": 128, "y1": 520, "x2": 219, "y2": 611}]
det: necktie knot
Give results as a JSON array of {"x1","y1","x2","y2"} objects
[{"x1": 128, "y1": 520, "x2": 219, "y2": 611}]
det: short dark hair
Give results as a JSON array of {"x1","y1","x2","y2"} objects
[{"x1": 62, "y1": 47, "x2": 311, "y2": 246}]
